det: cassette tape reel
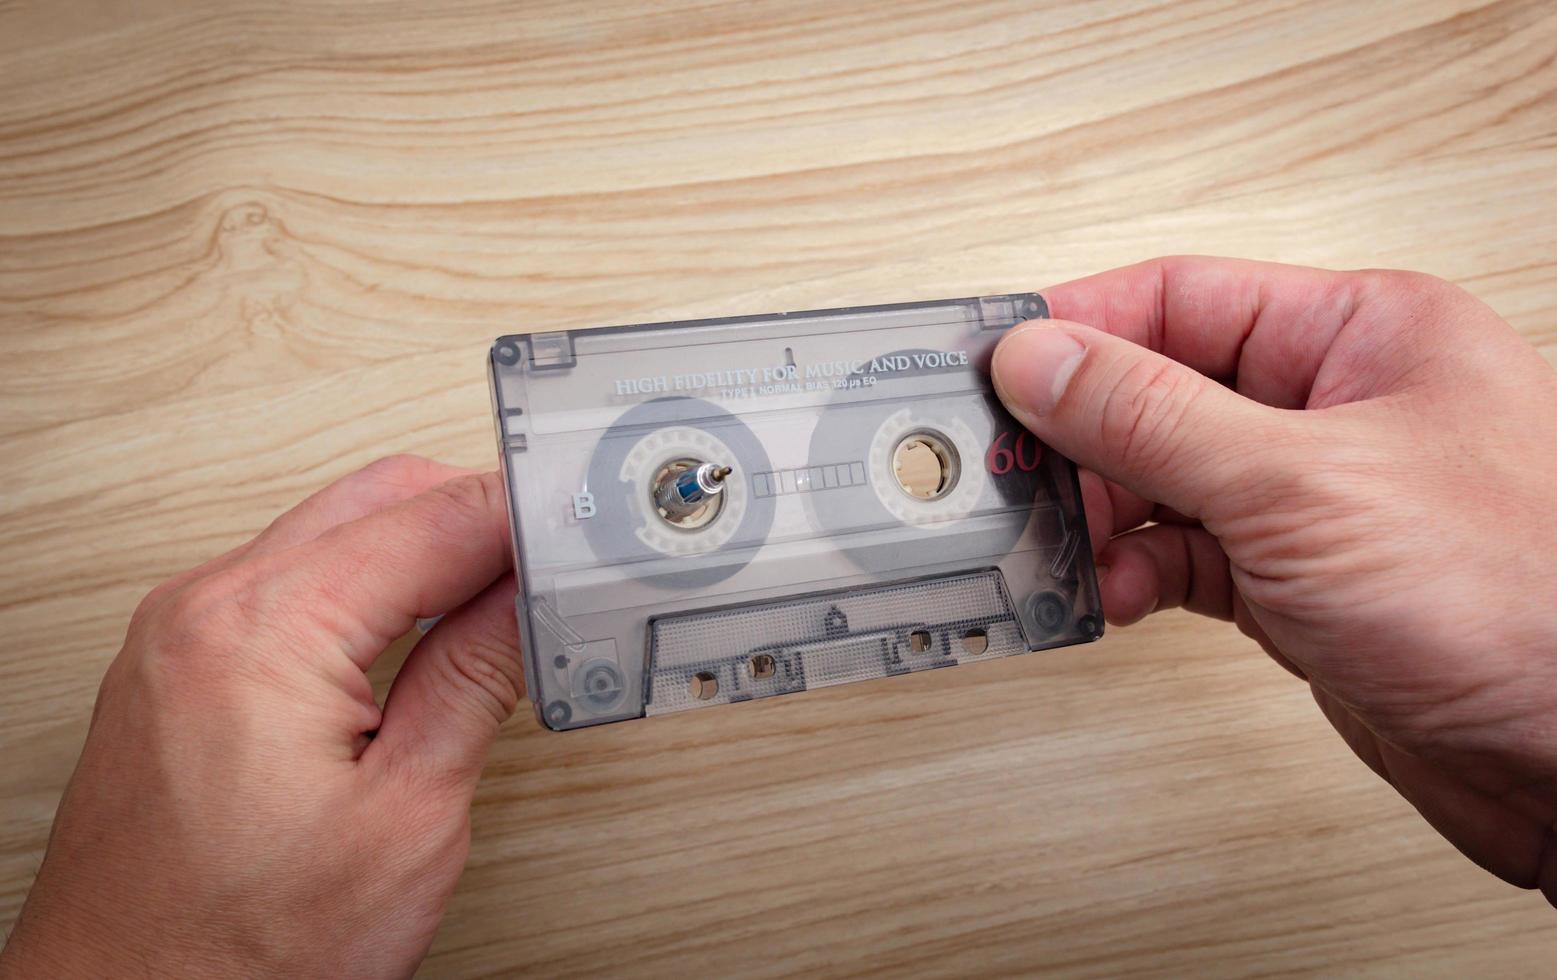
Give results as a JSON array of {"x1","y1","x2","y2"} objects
[{"x1": 490, "y1": 294, "x2": 1103, "y2": 730}]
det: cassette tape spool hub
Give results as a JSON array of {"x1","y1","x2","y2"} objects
[
  {"x1": 653, "y1": 462, "x2": 732, "y2": 526},
  {"x1": 490, "y1": 294, "x2": 1104, "y2": 730}
]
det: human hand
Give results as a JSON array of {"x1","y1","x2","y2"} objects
[
  {"x1": 991, "y1": 257, "x2": 1557, "y2": 904},
  {"x1": 0, "y1": 457, "x2": 522, "y2": 978}
]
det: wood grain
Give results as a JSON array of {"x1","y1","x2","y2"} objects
[{"x1": 3, "y1": 0, "x2": 1555, "y2": 975}]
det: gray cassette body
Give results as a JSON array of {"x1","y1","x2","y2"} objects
[{"x1": 489, "y1": 295, "x2": 1102, "y2": 730}]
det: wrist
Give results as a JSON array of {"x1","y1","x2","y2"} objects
[
  {"x1": 1, "y1": 892, "x2": 120, "y2": 978},
  {"x1": 1, "y1": 865, "x2": 245, "y2": 979}
]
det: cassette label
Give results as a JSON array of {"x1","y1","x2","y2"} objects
[{"x1": 490, "y1": 294, "x2": 1103, "y2": 730}]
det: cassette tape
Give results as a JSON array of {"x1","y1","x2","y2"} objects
[{"x1": 489, "y1": 294, "x2": 1103, "y2": 730}]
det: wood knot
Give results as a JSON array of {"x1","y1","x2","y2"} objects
[{"x1": 218, "y1": 202, "x2": 272, "y2": 236}]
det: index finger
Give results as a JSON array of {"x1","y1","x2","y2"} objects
[
  {"x1": 134, "y1": 455, "x2": 477, "y2": 627},
  {"x1": 1042, "y1": 256, "x2": 1358, "y2": 409},
  {"x1": 250, "y1": 471, "x2": 513, "y2": 668}
]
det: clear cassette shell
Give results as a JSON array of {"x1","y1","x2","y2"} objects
[{"x1": 489, "y1": 294, "x2": 1103, "y2": 730}]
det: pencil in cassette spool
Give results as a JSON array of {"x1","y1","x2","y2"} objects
[
  {"x1": 580, "y1": 396, "x2": 775, "y2": 590},
  {"x1": 490, "y1": 294, "x2": 1103, "y2": 730}
]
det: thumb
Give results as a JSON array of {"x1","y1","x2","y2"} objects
[
  {"x1": 370, "y1": 574, "x2": 524, "y2": 792},
  {"x1": 992, "y1": 320, "x2": 1286, "y2": 518}
]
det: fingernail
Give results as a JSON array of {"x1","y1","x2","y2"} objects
[{"x1": 993, "y1": 326, "x2": 1086, "y2": 417}]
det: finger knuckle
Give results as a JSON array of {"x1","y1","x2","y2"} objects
[
  {"x1": 440, "y1": 634, "x2": 524, "y2": 725},
  {"x1": 130, "y1": 579, "x2": 178, "y2": 629},
  {"x1": 154, "y1": 568, "x2": 262, "y2": 652},
  {"x1": 158, "y1": 577, "x2": 230, "y2": 633},
  {"x1": 427, "y1": 472, "x2": 504, "y2": 531},
  {"x1": 1362, "y1": 267, "x2": 1450, "y2": 294},
  {"x1": 1358, "y1": 268, "x2": 1475, "y2": 318},
  {"x1": 1098, "y1": 359, "x2": 1200, "y2": 483},
  {"x1": 360, "y1": 453, "x2": 438, "y2": 485},
  {"x1": 336, "y1": 453, "x2": 447, "y2": 504}
]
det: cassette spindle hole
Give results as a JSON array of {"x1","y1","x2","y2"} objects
[
  {"x1": 690, "y1": 671, "x2": 719, "y2": 700},
  {"x1": 749, "y1": 653, "x2": 776, "y2": 679},
  {"x1": 961, "y1": 628, "x2": 989, "y2": 655},
  {"x1": 892, "y1": 431, "x2": 959, "y2": 501},
  {"x1": 653, "y1": 458, "x2": 728, "y2": 530},
  {"x1": 909, "y1": 629, "x2": 932, "y2": 653}
]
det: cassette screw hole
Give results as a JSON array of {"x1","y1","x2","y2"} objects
[
  {"x1": 1031, "y1": 591, "x2": 1070, "y2": 634},
  {"x1": 690, "y1": 671, "x2": 719, "y2": 700},
  {"x1": 749, "y1": 654, "x2": 776, "y2": 679},
  {"x1": 892, "y1": 432, "x2": 958, "y2": 500},
  {"x1": 909, "y1": 629, "x2": 932, "y2": 653},
  {"x1": 961, "y1": 628, "x2": 989, "y2": 655}
]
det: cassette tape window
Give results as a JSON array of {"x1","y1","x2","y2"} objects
[{"x1": 490, "y1": 295, "x2": 1103, "y2": 730}]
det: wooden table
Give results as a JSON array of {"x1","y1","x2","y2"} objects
[{"x1": 3, "y1": 1, "x2": 1555, "y2": 975}]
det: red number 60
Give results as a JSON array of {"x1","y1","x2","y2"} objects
[{"x1": 985, "y1": 431, "x2": 1041, "y2": 475}]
